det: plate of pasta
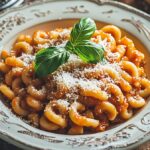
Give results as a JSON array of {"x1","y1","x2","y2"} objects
[{"x1": 0, "y1": 0, "x2": 150, "y2": 150}]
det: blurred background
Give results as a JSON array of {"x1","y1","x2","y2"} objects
[
  {"x1": 0, "y1": 0, "x2": 150, "y2": 13},
  {"x1": 0, "y1": 0, "x2": 150, "y2": 150},
  {"x1": 120, "y1": 0, "x2": 150, "y2": 13},
  {"x1": 0, "y1": 0, "x2": 150, "y2": 14}
]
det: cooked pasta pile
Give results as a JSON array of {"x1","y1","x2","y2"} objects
[{"x1": 0, "y1": 25, "x2": 150, "y2": 134}]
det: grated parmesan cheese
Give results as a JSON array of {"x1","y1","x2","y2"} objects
[
  {"x1": 46, "y1": 52, "x2": 123, "y2": 102},
  {"x1": 19, "y1": 53, "x2": 35, "y2": 66},
  {"x1": 41, "y1": 29, "x2": 127, "y2": 103}
]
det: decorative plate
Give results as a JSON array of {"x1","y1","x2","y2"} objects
[{"x1": 0, "y1": 0, "x2": 150, "y2": 150}]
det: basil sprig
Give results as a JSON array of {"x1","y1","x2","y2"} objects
[
  {"x1": 35, "y1": 18, "x2": 104, "y2": 78},
  {"x1": 34, "y1": 47, "x2": 69, "y2": 77},
  {"x1": 69, "y1": 17, "x2": 96, "y2": 45},
  {"x1": 66, "y1": 41, "x2": 104, "y2": 63}
]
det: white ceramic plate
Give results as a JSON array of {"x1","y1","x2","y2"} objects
[{"x1": 0, "y1": 0, "x2": 150, "y2": 150}]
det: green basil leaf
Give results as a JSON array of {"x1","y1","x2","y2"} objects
[
  {"x1": 34, "y1": 17, "x2": 105, "y2": 78},
  {"x1": 69, "y1": 40, "x2": 104, "y2": 63},
  {"x1": 70, "y1": 18, "x2": 96, "y2": 45},
  {"x1": 35, "y1": 47, "x2": 70, "y2": 77},
  {"x1": 65, "y1": 41, "x2": 74, "y2": 53}
]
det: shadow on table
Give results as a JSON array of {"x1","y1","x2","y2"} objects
[{"x1": 0, "y1": 139, "x2": 22, "y2": 150}]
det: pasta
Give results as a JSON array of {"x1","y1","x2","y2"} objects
[
  {"x1": 69, "y1": 101, "x2": 99, "y2": 127},
  {"x1": 12, "y1": 97, "x2": 29, "y2": 116},
  {"x1": 139, "y1": 78, "x2": 150, "y2": 97},
  {"x1": 68, "y1": 124, "x2": 84, "y2": 135},
  {"x1": 16, "y1": 34, "x2": 32, "y2": 44},
  {"x1": 13, "y1": 42, "x2": 33, "y2": 56},
  {"x1": 127, "y1": 95, "x2": 145, "y2": 108},
  {"x1": 107, "y1": 83, "x2": 124, "y2": 104},
  {"x1": 21, "y1": 64, "x2": 34, "y2": 85},
  {"x1": 33, "y1": 30, "x2": 50, "y2": 44},
  {"x1": 0, "y1": 84, "x2": 15, "y2": 100},
  {"x1": 0, "y1": 62, "x2": 10, "y2": 73},
  {"x1": 1, "y1": 50, "x2": 10, "y2": 59},
  {"x1": 80, "y1": 88, "x2": 108, "y2": 101},
  {"x1": 5, "y1": 68, "x2": 22, "y2": 86},
  {"x1": 26, "y1": 95, "x2": 43, "y2": 112},
  {"x1": 28, "y1": 113, "x2": 39, "y2": 127},
  {"x1": 120, "y1": 108, "x2": 133, "y2": 120},
  {"x1": 44, "y1": 100, "x2": 68, "y2": 128},
  {"x1": 0, "y1": 24, "x2": 150, "y2": 135},
  {"x1": 94, "y1": 101, "x2": 118, "y2": 121},
  {"x1": 12, "y1": 78, "x2": 23, "y2": 94},
  {"x1": 27, "y1": 84, "x2": 46, "y2": 101},
  {"x1": 5, "y1": 56, "x2": 24, "y2": 67},
  {"x1": 40, "y1": 116, "x2": 60, "y2": 131},
  {"x1": 101, "y1": 25, "x2": 121, "y2": 42}
]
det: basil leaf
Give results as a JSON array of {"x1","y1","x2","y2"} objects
[
  {"x1": 65, "y1": 41, "x2": 74, "y2": 53},
  {"x1": 65, "y1": 18, "x2": 104, "y2": 63},
  {"x1": 68, "y1": 40, "x2": 104, "y2": 63},
  {"x1": 34, "y1": 18, "x2": 105, "y2": 78},
  {"x1": 35, "y1": 47, "x2": 70, "y2": 77},
  {"x1": 70, "y1": 17, "x2": 96, "y2": 45}
]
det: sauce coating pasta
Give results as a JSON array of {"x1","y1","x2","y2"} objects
[{"x1": 0, "y1": 21, "x2": 150, "y2": 135}]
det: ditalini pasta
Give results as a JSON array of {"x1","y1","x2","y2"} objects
[{"x1": 0, "y1": 24, "x2": 150, "y2": 135}]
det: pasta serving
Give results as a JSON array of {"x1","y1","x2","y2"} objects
[{"x1": 0, "y1": 22, "x2": 150, "y2": 135}]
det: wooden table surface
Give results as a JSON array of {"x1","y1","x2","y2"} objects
[{"x1": 0, "y1": 0, "x2": 150, "y2": 150}]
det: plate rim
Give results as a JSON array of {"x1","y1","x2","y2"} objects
[
  {"x1": 0, "y1": 0, "x2": 150, "y2": 150},
  {"x1": 0, "y1": 0, "x2": 150, "y2": 20}
]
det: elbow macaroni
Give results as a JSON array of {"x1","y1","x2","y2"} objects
[
  {"x1": 69, "y1": 102, "x2": 99, "y2": 128},
  {"x1": 0, "y1": 24, "x2": 149, "y2": 135},
  {"x1": 44, "y1": 100, "x2": 68, "y2": 128}
]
